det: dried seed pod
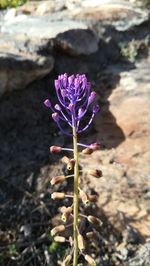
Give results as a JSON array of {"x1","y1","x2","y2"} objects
[
  {"x1": 78, "y1": 234, "x2": 85, "y2": 252},
  {"x1": 60, "y1": 206, "x2": 73, "y2": 222},
  {"x1": 50, "y1": 175, "x2": 66, "y2": 186},
  {"x1": 61, "y1": 156, "x2": 70, "y2": 165},
  {"x1": 51, "y1": 225, "x2": 65, "y2": 236},
  {"x1": 51, "y1": 192, "x2": 65, "y2": 200},
  {"x1": 87, "y1": 216, "x2": 102, "y2": 227},
  {"x1": 60, "y1": 206, "x2": 73, "y2": 214},
  {"x1": 62, "y1": 254, "x2": 72, "y2": 266},
  {"x1": 88, "y1": 194, "x2": 98, "y2": 202},
  {"x1": 54, "y1": 236, "x2": 66, "y2": 243},
  {"x1": 79, "y1": 189, "x2": 89, "y2": 205},
  {"x1": 82, "y1": 148, "x2": 93, "y2": 155},
  {"x1": 89, "y1": 143, "x2": 100, "y2": 151},
  {"x1": 84, "y1": 254, "x2": 96, "y2": 266},
  {"x1": 67, "y1": 159, "x2": 75, "y2": 171},
  {"x1": 86, "y1": 231, "x2": 96, "y2": 239},
  {"x1": 50, "y1": 146, "x2": 62, "y2": 153},
  {"x1": 88, "y1": 169, "x2": 102, "y2": 178}
]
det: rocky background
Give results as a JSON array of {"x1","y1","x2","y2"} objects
[{"x1": 0, "y1": 0, "x2": 150, "y2": 265}]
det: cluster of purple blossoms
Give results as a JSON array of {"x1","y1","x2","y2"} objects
[{"x1": 44, "y1": 73, "x2": 99, "y2": 136}]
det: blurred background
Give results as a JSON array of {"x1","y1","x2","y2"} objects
[{"x1": 0, "y1": 0, "x2": 150, "y2": 265}]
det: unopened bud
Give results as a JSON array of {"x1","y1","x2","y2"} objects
[
  {"x1": 62, "y1": 254, "x2": 72, "y2": 266},
  {"x1": 78, "y1": 234, "x2": 85, "y2": 252},
  {"x1": 84, "y1": 254, "x2": 96, "y2": 266},
  {"x1": 88, "y1": 169, "x2": 102, "y2": 178},
  {"x1": 51, "y1": 225, "x2": 65, "y2": 236},
  {"x1": 67, "y1": 159, "x2": 75, "y2": 171},
  {"x1": 54, "y1": 236, "x2": 66, "y2": 243},
  {"x1": 88, "y1": 194, "x2": 98, "y2": 202},
  {"x1": 87, "y1": 216, "x2": 102, "y2": 227},
  {"x1": 61, "y1": 156, "x2": 70, "y2": 165},
  {"x1": 52, "y1": 112, "x2": 59, "y2": 122},
  {"x1": 50, "y1": 146, "x2": 62, "y2": 153},
  {"x1": 89, "y1": 143, "x2": 100, "y2": 151},
  {"x1": 82, "y1": 148, "x2": 93, "y2": 155},
  {"x1": 79, "y1": 189, "x2": 89, "y2": 205},
  {"x1": 51, "y1": 192, "x2": 65, "y2": 200},
  {"x1": 50, "y1": 175, "x2": 66, "y2": 186}
]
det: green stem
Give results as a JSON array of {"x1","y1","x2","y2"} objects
[{"x1": 73, "y1": 126, "x2": 79, "y2": 266}]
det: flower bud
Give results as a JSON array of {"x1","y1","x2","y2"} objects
[
  {"x1": 79, "y1": 189, "x2": 89, "y2": 205},
  {"x1": 67, "y1": 159, "x2": 75, "y2": 171},
  {"x1": 62, "y1": 254, "x2": 72, "y2": 266},
  {"x1": 55, "y1": 104, "x2": 61, "y2": 111},
  {"x1": 50, "y1": 175, "x2": 66, "y2": 186},
  {"x1": 51, "y1": 225, "x2": 65, "y2": 236},
  {"x1": 52, "y1": 112, "x2": 59, "y2": 122},
  {"x1": 61, "y1": 156, "x2": 70, "y2": 165},
  {"x1": 88, "y1": 92, "x2": 96, "y2": 105},
  {"x1": 54, "y1": 236, "x2": 66, "y2": 243},
  {"x1": 44, "y1": 99, "x2": 51, "y2": 108},
  {"x1": 88, "y1": 194, "x2": 98, "y2": 202},
  {"x1": 78, "y1": 108, "x2": 84, "y2": 119},
  {"x1": 84, "y1": 254, "x2": 96, "y2": 266},
  {"x1": 78, "y1": 234, "x2": 85, "y2": 252},
  {"x1": 88, "y1": 169, "x2": 102, "y2": 178},
  {"x1": 68, "y1": 103, "x2": 74, "y2": 111},
  {"x1": 89, "y1": 143, "x2": 100, "y2": 151},
  {"x1": 50, "y1": 146, "x2": 62, "y2": 153},
  {"x1": 54, "y1": 79, "x2": 60, "y2": 90},
  {"x1": 87, "y1": 216, "x2": 102, "y2": 227},
  {"x1": 93, "y1": 104, "x2": 100, "y2": 114},
  {"x1": 51, "y1": 192, "x2": 65, "y2": 200},
  {"x1": 82, "y1": 148, "x2": 93, "y2": 155}
]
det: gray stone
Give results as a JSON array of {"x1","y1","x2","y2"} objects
[
  {"x1": 0, "y1": 52, "x2": 54, "y2": 96},
  {"x1": 55, "y1": 29, "x2": 98, "y2": 56},
  {"x1": 1, "y1": 17, "x2": 88, "y2": 39},
  {"x1": 126, "y1": 243, "x2": 150, "y2": 266}
]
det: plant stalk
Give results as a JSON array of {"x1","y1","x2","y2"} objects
[{"x1": 73, "y1": 126, "x2": 79, "y2": 266}]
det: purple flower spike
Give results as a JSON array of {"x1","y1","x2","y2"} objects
[{"x1": 44, "y1": 74, "x2": 100, "y2": 135}]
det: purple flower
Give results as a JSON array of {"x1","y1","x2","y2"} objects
[{"x1": 44, "y1": 74, "x2": 100, "y2": 135}]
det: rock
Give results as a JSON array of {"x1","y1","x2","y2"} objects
[
  {"x1": 126, "y1": 243, "x2": 150, "y2": 266},
  {"x1": 0, "y1": 52, "x2": 54, "y2": 96},
  {"x1": 79, "y1": 59, "x2": 150, "y2": 238},
  {"x1": 18, "y1": 0, "x2": 65, "y2": 15},
  {"x1": 55, "y1": 29, "x2": 98, "y2": 56},
  {"x1": 73, "y1": 0, "x2": 149, "y2": 31},
  {"x1": 1, "y1": 17, "x2": 88, "y2": 39}
]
